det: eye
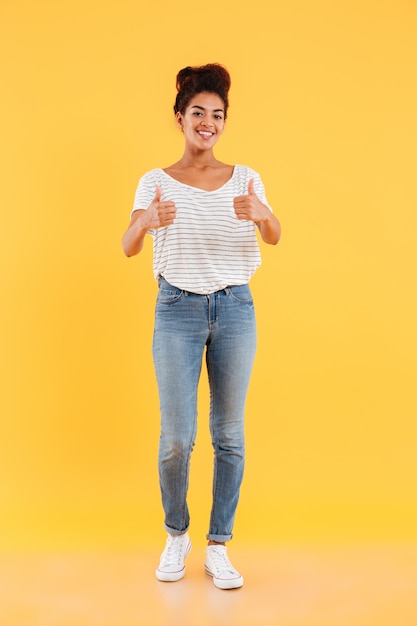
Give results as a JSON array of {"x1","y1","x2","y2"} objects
[
  {"x1": 192, "y1": 111, "x2": 203, "y2": 116},
  {"x1": 214, "y1": 114, "x2": 223, "y2": 120}
]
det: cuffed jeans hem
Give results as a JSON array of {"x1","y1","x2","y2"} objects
[
  {"x1": 164, "y1": 524, "x2": 189, "y2": 537},
  {"x1": 206, "y1": 533, "x2": 233, "y2": 542}
]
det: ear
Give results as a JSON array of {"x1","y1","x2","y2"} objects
[{"x1": 176, "y1": 111, "x2": 183, "y2": 131}]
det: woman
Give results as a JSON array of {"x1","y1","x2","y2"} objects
[{"x1": 122, "y1": 63, "x2": 281, "y2": 590}]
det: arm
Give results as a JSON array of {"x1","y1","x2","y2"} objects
[
  {"x1": 233, "y1": 179, "x2": 281, "y2": 245},
  {"x1": 256, "y1": 208, "x2": 281, "y2": 245},
  {"x1": 122, "y1": 185, "x2": 177, "y2": 257},
  {"x1": 122, "y1": 210, "x2": 148, "y2": 257}
]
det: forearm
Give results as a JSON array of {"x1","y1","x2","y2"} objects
[
  {"x1": 122, "y1": 210, "x2": 148, "y2": 257},
  {"x1": 258, "y1": 210, "x2": 281, "y2": 245}
]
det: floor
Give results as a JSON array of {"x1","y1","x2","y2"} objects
[{"x1": 1, "y1": 543, "x2": 416, "y2": 626}]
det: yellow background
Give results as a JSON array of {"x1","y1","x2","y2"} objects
[{"x1": 1, "y1": 0, "x2": 416, "y2": 551}]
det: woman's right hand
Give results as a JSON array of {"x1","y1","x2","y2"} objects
[
  {"x1": 142, "y1": 185, "x2": 177, "y2": 229},
  {"x1": 122, "y1": 186, "x2": 176, "y2": 257}
]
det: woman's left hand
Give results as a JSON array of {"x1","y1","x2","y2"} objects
[
  {"x1": 233, "y1": 179, "x2": 271, "y2": 223},
  {"x1": 233, "y1": 179, "x2": 281, "y2": 245}
]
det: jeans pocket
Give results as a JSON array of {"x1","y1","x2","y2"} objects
[
  {"x1": 157, "y1": 284, "x2": 185, "y2": 305},
  {"x1": 227, "y1": 284, "x2": 253, "y2": 304}
]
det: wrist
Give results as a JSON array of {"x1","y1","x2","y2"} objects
[
  {"x1": 258, "y1": 205, "x2": 272, "y2": 224},
  {"x1": 136, "y1": 210, "x2": 151, "y2": 232}
]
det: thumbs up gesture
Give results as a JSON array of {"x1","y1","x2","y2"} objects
[
  {"x1": 233, "y1": 178, "x2": 269, "y2": 223},
  {"x1": 144, "y1": 185, "x2": 177, "y2": 229}
]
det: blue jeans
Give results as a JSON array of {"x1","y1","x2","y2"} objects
[{"x1": 152, "y1": 276, "x2": 257, "y2": 542}]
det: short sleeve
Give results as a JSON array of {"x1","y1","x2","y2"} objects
[
  {"x1": 131, "y1": 170, "x2": 158, "y2": 218},
  {"x1": 253, "y1": 173, "x2": 272, "y2": 213}
]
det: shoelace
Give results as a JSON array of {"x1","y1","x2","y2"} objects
[
  {"x1": 208, "y1": 547, "x2": 236, "y2": 575},
  {"x1": 161, "y1": 536, "x2": 185, "y2": 566}
]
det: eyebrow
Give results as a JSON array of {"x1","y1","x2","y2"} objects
[{"x1": 190, "y1": 105, "x2": 225, "y2": 113}]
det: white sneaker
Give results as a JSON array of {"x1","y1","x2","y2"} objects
[
  {"x1": 205, "y1": 545, "x2": 244, "y2": 589},
  {"x1": 155, "y1": 533, "x2": 192, "y2": 582}
]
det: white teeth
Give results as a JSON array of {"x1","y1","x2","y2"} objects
[{"x1": 198, "y1": 131, "x2": 213, "y2": 137}]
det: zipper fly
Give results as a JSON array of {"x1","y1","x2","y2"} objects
[{"x1": 206, "y1": 292, "x2": 219, "y2": 330}]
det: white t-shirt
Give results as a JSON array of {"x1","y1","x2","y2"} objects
[{"x1": 131, "y1": 164, "x2": 272, "y2": 295}]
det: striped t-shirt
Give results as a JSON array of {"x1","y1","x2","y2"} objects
[{"x1": 131, "y1": 164, "x2": 272, "y2": 295}]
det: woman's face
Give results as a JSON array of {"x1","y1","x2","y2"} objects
[{"x1": 176, "y1": 91, "x2": 226, "y2": 150}]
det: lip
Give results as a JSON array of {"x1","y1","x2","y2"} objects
[{"x1": 197, "y1": 130, "x2": 214, "y2": 137}]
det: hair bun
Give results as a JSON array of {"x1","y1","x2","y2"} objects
[{"x1": 176, "y1": 67, "x2": 195, "y2": 92}]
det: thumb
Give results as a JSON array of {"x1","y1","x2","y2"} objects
[
  {"x1": 247, "y1": 178, "x2": 255, "y2": 195},
  {"x1": 154, "y1": 185, "x2": 162, "y2": 202}
]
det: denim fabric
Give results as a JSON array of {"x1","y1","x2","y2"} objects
[{"x1": 152, "y1": 276, "x2": 257, "y2": 542}]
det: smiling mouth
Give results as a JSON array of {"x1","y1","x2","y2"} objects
[{"x1": 197, "y1": 131, "x2": 214, "y2": 138}]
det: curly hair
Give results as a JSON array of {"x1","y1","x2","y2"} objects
[{"x1": 174, "y1": 63, "x2": 231, "y2": 119}]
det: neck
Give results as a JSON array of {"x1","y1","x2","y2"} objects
[{"x1": 178, "y1": 146, "x2": 219, "y2": 169}]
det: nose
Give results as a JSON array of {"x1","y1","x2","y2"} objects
[{"x1": 201, "y1": 117, "x2": 213, "y2": 127}]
